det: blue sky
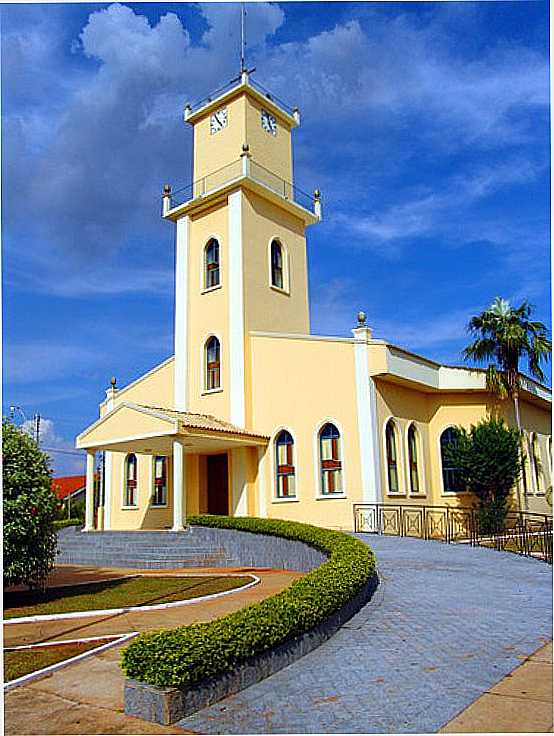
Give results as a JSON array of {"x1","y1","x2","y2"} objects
[{"x1": 2, "y1": 1, "x2": 550, "y2": 475}]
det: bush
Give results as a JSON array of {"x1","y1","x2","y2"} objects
[
  {"x1": 445, "y1": 418, "x2": 522, "y2": 532},
  {"x1": 3, "y1": 419, "x2": 59, "y2": 589},
  {"x1": 121, "y1": 515, "x2": 375, "y2": 687},
  {"x1": 53, "y1": 518, "x2": 83, "y2": 530}
]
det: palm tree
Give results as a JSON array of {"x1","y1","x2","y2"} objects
[{"x1": 463, "y1": 297, "x2": 551, "y2": 431}]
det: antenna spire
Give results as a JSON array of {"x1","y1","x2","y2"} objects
[{"x1": 240, "y1": 2, "x2": 246, "y2": 73}]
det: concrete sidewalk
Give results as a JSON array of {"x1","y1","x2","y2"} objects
[
  {"x1": 4, "y1": 564, "x2": 303, "y2": 735},
  {"x1": 440, "y1": 640, "x2": 553, "y2": 733}
]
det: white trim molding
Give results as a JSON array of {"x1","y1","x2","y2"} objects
[
  {"x1": 228, "y1": 190, "x2": 246, "y2": 427},
  {"x1": 174, "y1": 215, "x2": 190, "y2": 412},
  {"x1": 313, "y1": 417, "x2": 347, "y2": 498},
  {"x1": 103, "y1": 451, "x2": 113, "y2": 529},
  {"x1": 270, "y1": 426, "x2": 299, "y2": 501},
  {"x1": 353, "y1": 336, "x2": 380, "y2": 504}
]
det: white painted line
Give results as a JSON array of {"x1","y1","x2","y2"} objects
[
  {"x1": 4, "y1": 632, "x2": 139, "y2": 692},
  {"x1": 4, "y1": 574, "x2": 260, "y2": 625}
]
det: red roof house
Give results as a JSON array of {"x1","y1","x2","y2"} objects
[{"x1": 52, "y1": 475, "x2": 86, "y2": 502}]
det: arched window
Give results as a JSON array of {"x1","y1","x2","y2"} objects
[
  {"x1": 407, "y1": 424, "x2": 420, "y2": 494},
  {"x1": 385, "y1": 420, "x2": 399, "y2": 493},
  {"x1": 205, "y1": 336, "x2": 221, "y2": 390},
  {"x1": 124, "y1": 453, "x2": 138, "y2": 507},
  {"x1": 521, "y1": 433, "x2": 530, "y2": 494},
  {"x1": 531, "y1": 433, "x2": 542, "y2": 492},
  {"x1": 440, "y1": 428, "x2": 464, "y2": 493},
  {"x1": 152, "y1": 456, "x2": 167, "y2": 506},
  {"x1": 275, "y1": 430, "x2": 295, "y2": 498},
  {"x1": 204, "y1": 239, "x2": 220, "y2": 289},
  {"x1": 320, "y1": 423, "x2": 342, "y2": 494},
  {"x1": 271, "y1": 240, "x2": 284, "y2": 289}
]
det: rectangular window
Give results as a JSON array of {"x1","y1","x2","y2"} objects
[{"x1": 153, "y1": 456, "x2": 167, "y2": 506}]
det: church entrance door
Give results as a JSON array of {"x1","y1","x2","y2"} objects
[{"x1": 207, "y1": 454, "x2": 229, "y2": 515}]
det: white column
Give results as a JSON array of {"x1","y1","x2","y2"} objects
[
  {"x1": 174, "y1": 216, "x2": 189, "y2": 412},
  {"x1": 228, "y1": 191, "x2": 246, "y2": 427},
  {"x1": 353, "y1": 325, "x2": 382, "y2": 505},
  {"x1": 103, "y1": 451, "x2": 112, "y2": 530},
  {"x1": 84, "y1": 450, "x2": 96, "y2": 532},
  {"x1": 231, "y1": 448, "x2": 248, "y2": 517},
  {"x1": 172, "y1": 440, "x2": 186, "y2": 531},
  {"x1": 257, "y1": 446, "x2": 268, "y2": 518}
]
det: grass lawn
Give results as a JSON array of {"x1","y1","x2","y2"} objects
[
  {"x1": 4, "y1": 575, "x2": 252, "y2": 619},
  {"x1": 4, "y1": 639, "x2": 114, "y2": 681}
]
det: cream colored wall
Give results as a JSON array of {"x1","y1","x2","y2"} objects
[
  {"x1": 82, "y1": 407, "x2": 174, "y2": 447},
  {"x1": 106, "y1": 451, "x2": 201, "y2": 530},
  {"x1": 242, "y1": 190, "x2": 310, "y2": 335},
  {"x1": 249, "y1": 334, "x2": 362, "y2": 530},
  {"x1": 244, "y1": 94, "x2": 293, "y2": 183},
  {"x1": 100, "y1": 359, "x2": 175, "y2": 418},
  {"x1": 193, "y1": 94, "x2": 246, "y2": 182},
  {"x1": 186, "y1": 200, "x2": 231, "y2": 420},
  {"x1": 375, "y1": 378, "x2": 552, "y2": 514}
]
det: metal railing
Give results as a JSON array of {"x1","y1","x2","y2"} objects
[
  {"x1": 353, "y1": 503, "x2": 553, "y2": 564},
  {"x1": 185, "y1": 75, "x2": 296, "y2": 119},
  {"x1": 164, "y1": 158, "x2": 316, "y2": 214}
]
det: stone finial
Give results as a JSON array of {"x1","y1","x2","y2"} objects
[
  {"x1": 163, "y1": 184, "x2": 171, "y2": 196},
  {"x1": 357, "y1": 311, "x2": 367, "y2": 327},
  {"x1": 314, "y1": 189, "x2": 321, "y2": 200},
  {"x1": 110, "y1": 376, "x2": 117, "y2": 388},
  {"x1": 242, "y1": 143, "x2": 250, "y2": 154}
]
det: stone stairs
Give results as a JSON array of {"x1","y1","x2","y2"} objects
[{"x1": 56, "y1": 526, "x2": 239, "y2": 569}]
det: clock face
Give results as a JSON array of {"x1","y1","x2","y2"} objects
[
  {"x1": 210, "y1": 108, "x2": 227, "y2": 135},
  {"x1": 261, "y1": 109, "x2": 277, "y2": 136}
]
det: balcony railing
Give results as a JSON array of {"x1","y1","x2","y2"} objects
[{"x1": 162, "y1": 157, "x2": 319, "y2": 217}]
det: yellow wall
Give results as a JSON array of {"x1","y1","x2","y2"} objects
[
  {"x1": 100, "y1": 358, "x2": 175, "y2": 417},
  {"x1": 242, "y1": 190, "x2": 310, "y2": 335},
  {"x1": 186, "y1": 200, "x2": 231, "y2": 420},
  {"x1": 249, "y1": 334, "x2": 362, "y2": 530},
  {"x1": 244, "y1": 94, "x2": 293, "y2": 184}
]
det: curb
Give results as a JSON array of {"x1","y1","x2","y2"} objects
[
  {"x1": 5, "y1": 574, "x2": 260, "y2": 625},
  {"x1": 124, "y1": 572, "x2": 379, "y2": 725}
]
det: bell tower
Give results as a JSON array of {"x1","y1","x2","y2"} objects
[{"x1": 162, "y1": 70, "x2": 321, "y2": 428}]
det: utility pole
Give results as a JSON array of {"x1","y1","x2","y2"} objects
[{"x1": 34, "y1": 413, "x2": 41, "y2": 446}]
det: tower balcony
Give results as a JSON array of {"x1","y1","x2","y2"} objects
[{"x1": 161, "y1": 156, "x2": 321, "y2": 225}]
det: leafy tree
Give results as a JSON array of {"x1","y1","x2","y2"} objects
[
  {"x1": 3, "y1": 418, "x2": 59, "y2": 589},
  {"x1": 446, "y1": 418, "x2": 522, "y2": 533},
  {"x1": 463, "y1": 298, "x2": 551, "y2": 431}
]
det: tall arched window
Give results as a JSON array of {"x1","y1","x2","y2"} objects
[
  {"x1": 124, "y1": 453, "x2": 138, "y2": 507},
  {"x1": 407, "y1": 424, "x2": 420, "y2": 494},
  {"x1": 205, "y1": 336, "x2": 221, "y2": 390},
  {"x1": 204, "y1": 238, "x2": 220, "y2": 289},
  {"x1": 270, "y1": 240, "x2": 284, "y2": 289},
  {"x1": 320, "y1": 423, "x2": 342, "y2": 494},
  {"x1": 531, "y1": 433, "x2": 542, "y2": 492},
  {"x1": 275, "y1": 430, "x2": 295, "y2": 498},
  {"x1": 440, "y1": 428, "x2": 464, "y2": 493},
  {"x1": 521, "y1": 433, "x2": 530, "y2": 495},
  {"x1": 385, "y1": 420, "x2": 399, "y2": 493},
  {"x1": 152, "y1": 456, "x2": 167, "y2": 506}
]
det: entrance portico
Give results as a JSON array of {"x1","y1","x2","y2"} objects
[{"x1": 76, "y1": 402, "x2": 269, "y2": 531}]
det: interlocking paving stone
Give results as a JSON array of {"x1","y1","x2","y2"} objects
[{"x1": 175, "y1": 535, "x2": 552, "y2": 734}]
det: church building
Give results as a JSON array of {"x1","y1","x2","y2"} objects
[{"x1": 76, "y1": 70, "x2": 552, "y2": 532}]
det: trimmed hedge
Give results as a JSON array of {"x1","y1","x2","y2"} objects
[
  {"x1": 54, "y1": 518, "x2": 83, "y2": 530},
  {"x1": 120, "y1": 515, "x2": 375, "y2": 687}
]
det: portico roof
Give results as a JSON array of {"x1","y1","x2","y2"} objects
[{"x1": 76, "y1": 401, "x2": 269, "y2": 454}]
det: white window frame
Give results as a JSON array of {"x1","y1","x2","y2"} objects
[
  {"x1": 202, "y1": 235, "x2": 223, "y2": 294},
  {"x1": 314, "y1": 418, "x2": 347, "y2": 499},
  {"x1": 267, "y1": 237, "x2": 290, "y2": 295},
  {"x1": 121, "y1": 453, "x2": 139, "y2": 509},
  {"x1": 271, "y1": 426, "x2": 299, "y2": 503}
]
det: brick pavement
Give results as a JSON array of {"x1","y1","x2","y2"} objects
[{"x1": 176, "y1": 536, "x2": 552, "y2": 734}]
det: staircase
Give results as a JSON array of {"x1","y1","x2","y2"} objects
[{"x1": 56, "y1": 526, "x2": 239, "y2": 569}]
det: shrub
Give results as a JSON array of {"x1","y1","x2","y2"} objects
[
  {"x1": 3, "y1": 418, "x2": 59, "y2": 589},
  {"x1": 121, "y1": 515, "x2": 375, "y2": 687},
  {"x1": 53, "y1": 518, "x2": 83, "y2": 530},
  {"x1": 445, "y1": 418, "x2": 522, "y2": 532}
]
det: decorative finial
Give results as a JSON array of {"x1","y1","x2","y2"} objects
[
  {"x1": 314, "y1": 189, "x2": 321, "y2": 200},
  {"x1": 242, "y1": 143, "x2": 249, "y2": 153},
  {"x1": 110, "y1": 376, "x2": 117, "y2": 388},
  {"x1": 163, "y1": 184, "x2": 171, "y2": 195},
  {"x1": 357, "y1": 311, "x2": 367, "y2": 327}
]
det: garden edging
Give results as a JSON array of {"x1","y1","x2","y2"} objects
[{"x1": 124, "y1": 570, "x2": 378, "y2": 724}]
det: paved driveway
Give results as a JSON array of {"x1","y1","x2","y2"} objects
[{"x1": 177, "y1": 536, "x2": 552, "y2": 734}]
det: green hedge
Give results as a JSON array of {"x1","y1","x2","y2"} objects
[
  {"x1": 120, "y1": 515, "x2": 375, "y2": 687},
  {"x1": 54, "y1": 518, "x2": 83, "y2": 530}
]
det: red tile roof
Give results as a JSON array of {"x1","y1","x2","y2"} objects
[{"x1": 52, "y1": 475, "x2": 86, "y2": 501}]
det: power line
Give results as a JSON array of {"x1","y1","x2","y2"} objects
[{"x1": 42, "y1": 447, "x2": 84, "y2": 456}]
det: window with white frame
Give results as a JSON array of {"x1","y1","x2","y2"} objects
[
  {"x1": 440, "y1": 428, "x2": 464, "y2": 493},
  {"x1": 275, "y1": 430, "x2": 296, "y2": 498},
  {"x1": 124, "y1": 453, "x2": 138, "y2": 507},
  {"x1": 385, "y1": 420, "x2": 399, "y2": 493},
  {"x1": 531, "y1": 433, "x2": 543, "y2": 492},
  {"x1": 152, "y1": 456, "x2": 167, "y2": 506},
  {"x1": 204, "y1": 238, "x2": 220, "y2": 289},
  {"x1": 319, "y1": 423, "x2": 342, "y2": 494},
  {"x1": 205, "y1": 336, "x2": 221, "y2": 390},
  {"x1": 270, "y1": 240, "x2": 284, "y2": 289},
  {"x1": 407, "y1": 424, "x2": 420, "y2": 493}
]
